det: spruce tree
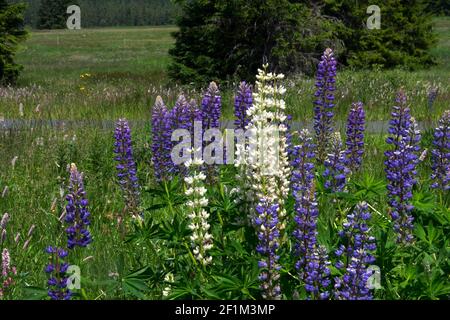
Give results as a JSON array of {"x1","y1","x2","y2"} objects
[
  {"x1": 0, "y1": 0, "x2": 28, "y2": 85},
  {"x1": 295, "y1": 0, "x2": 437, "y2": 69},
  {"x1": 169, "y1": 0, "x2": 437, "y2": 83},
  {"x1": 169, "y1": 0, "x2": 337, "y2": 83},
  {"x1": 37, "y1": 0, "x2": 73, "y2": 29},
  {"x1": 427, "y1": 0, "x2": 450, "y2": 15}
]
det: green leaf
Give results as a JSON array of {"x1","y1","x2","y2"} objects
[
  {"x1": 22, "y1": 286, "x2": 48, "y2": 300},
  {"x1": 122, "y1": 266, "x2": 152, "y2": 299}
]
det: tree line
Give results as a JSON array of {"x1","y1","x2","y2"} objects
[
  {"x1": 9, "y1": 0, "x2": 180, "y2": 29},
  {"x1": 169, "y1": 0, "x2": 445, "y2": 84}
]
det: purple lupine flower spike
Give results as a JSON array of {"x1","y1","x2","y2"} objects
[
  {"x1": 201, "y1": 82, "x2": 222, "y2": 182},
  {"x1": 201, "y1": 81, "x2": 221, "y2": 131},
  {"x1": 284, "y1": 114, "x2": 294, "y2": 161},
  {"x1": 323, "y1": 132, "x2": 350, "y2": 192},
  {"x1": 385, "y1": 91, "x2": 421, "y2": 244},
  {"x1": 170, "y1": 95, "x2": 192, "y2": 176},
  {"x1": 314, "y1": 48, "x2": 337, "y2": 162},
  {"x1": 151, "y1": 96, "x2": 173, "y2": 182},
  {"x1": 188, "y1": 98, "x2": 203, "y2": 129},
  {"x1": 171, "y1": 95, "x2": 191, "y2": 131},
  {"x1": 334, "y1": 202, "x2": 376, "y2": 300},
  {"x1": 431, "y1": 110, "x2": 450, "y2": 190},
  {"x1": 304, "y1": 245, "x2": 331, "y2": 300},
  {"x1": 254, "y1": 199, "x2": 281, "y2": 300},
  {"x1": 114, "y1": 119, "x2": 141, "y2": 218},
  {"x1": 234, "y1": 81, "x2": 252, "y2": 131},
  {"x1": 187, "y1": 98, "x2": 203, "y2": 158},
  {"x1": 65, "y1": 164, "x2": 92, "y2": 249},
  {"x1": 45, "y1": 246, "x2": 72, "y2": 300},
  {"x1": 292, "y1": 130, "x2": 317, "y2": 266},
  {"x1": 291, "y1": 130, "x2": 331, "y2": 299},
  {"x1": 344, "y1": 102, "x2": 366, "y2": 172}
]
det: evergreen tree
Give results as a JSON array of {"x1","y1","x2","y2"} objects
[
  {"x1": 0, "y1": 0, "x2": 28, "y2": 85},
  {"x1": 427, "y1": 0, "x2": 450, "y2": 15},
  {"x1": 37, "y1": 0, "x2": 73, "y2": 29},
  {"x1": 295, "y1": 0, "x2": 437, "y2": 69},
  {"x1": 169, "y1": 0, "x2": 338, "y2": 84},
  {"x1": 169, "y1": 0, "x2": 437, "y2": 83}
]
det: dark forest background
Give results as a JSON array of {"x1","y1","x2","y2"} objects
[
  {"x1": 9, "y1": 0, "x2": 180, "y2": 28},
  {"x1": 7, "y1": 0, "x2": 449, "y2": 29}
]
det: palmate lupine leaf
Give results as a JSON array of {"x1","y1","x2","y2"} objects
[
  {"x1": 144, "y1": 179, "x2": 186, "y2": 212},
  {"x1": 22, "y1": 286, "x2": 48, "y2": 300},
  {"x1": 122, "y1": 266, "x2": 152, "y2": 299},
  {"x1": 211, "y1": 267, "x2": 260, "y2": 299}
]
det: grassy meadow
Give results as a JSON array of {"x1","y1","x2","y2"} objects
[{"x1": 0, "y1": 18, "x2": 449, "y2": 300}]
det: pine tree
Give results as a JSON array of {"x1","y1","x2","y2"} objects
[
  {"x1": 0, "y1": 0, "x2": 28, "y2": 85},
  {"x1": 37, "y1": 0, "x2": 73, "y2": 29}
]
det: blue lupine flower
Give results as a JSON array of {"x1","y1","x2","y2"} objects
[
  {"x1": 334, "y1": 202, "x2": 376, "y2": 300},
  {"x1": 304, "y1": 245, "x2": 331, "y2": 300},
  {"x1": 254, "y1": 199, "x2": 281, "y2": 300},
  {"x1": 201, "y1": 82, "x2": 222, "y2": 181},
  {"x1": 114, "y1": 118, "x2": 141, "y2": 218},
  {"x1": 385, "y1": 91, "x2": 421, "y2": 244},
  {"x1": 292, "y1": 130, "x2": 317, "y2": 267},
  {"x1": 323, "y1": 132, "x2": 350, "y2": 192},
  {"x1": 201, "y1": 81, "x2": 221, "y2": 131},
  {"x1": 151, "y1": 96, "x2": 173, "y2": 182},
  {"x1": 314, "y1": 48, "x2": 337, "y2": 161},
  {"x1": 285, "y1": 114, "x2": 294, "y2": 161},
  {"x1": 45, "y1": 246, "x2": 72, "y2": 300},
  {"x1": 431, "y1": 110, "x2": 450, "y2": 190},
  {"x1": 291, "y1": 130, "x2": 331, "y2": 299},
  {"x1": 344, "y1": 102, "x2": 365, "y2": 172},
  {"x1": 234, "y1": 81, "x2": 252, "y2": 131},
  {"x1": 170, "y1": 95, "x2": 192, "y2": 176},
  {"x1": 65, "y1": 164, "x2": 92, "y2": 249}
]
